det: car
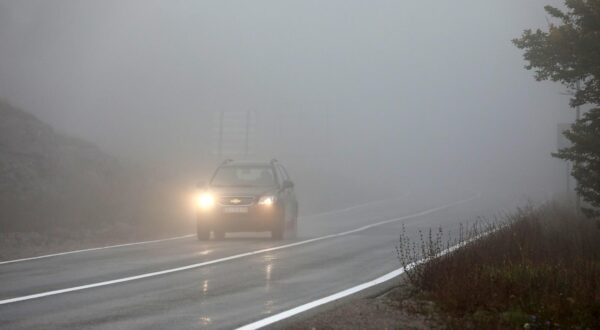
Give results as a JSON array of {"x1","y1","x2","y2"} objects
[{"x1": 195, "y1": 159, "x2": 298, "y2": 240}]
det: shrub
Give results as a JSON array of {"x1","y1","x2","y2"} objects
[{"x1": 397, "y1": 203, "x2": 600, "y2": 328}]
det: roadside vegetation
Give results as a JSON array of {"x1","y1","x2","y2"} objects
[
  {"x1": 397, "y1": 203, "x2": 600, "y2": 328},
  {"x1": 514, "y1": 0, "x2": 600, "y2": 218}
]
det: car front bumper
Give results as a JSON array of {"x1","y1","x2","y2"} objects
[{"x1": 197, "y1": 205, "x2": 282, "y2": 232}]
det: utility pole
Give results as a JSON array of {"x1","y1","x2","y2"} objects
[
  {"x1": 218, "y1": 110, "x2": 224, "y2": 159},
  {"x1": 575, "y1": 81, "x2": 581, "y2": 212},
  {"x1": 244, "y1": 110, "x2": 251, "y2": 157},
  {"x1": 558, "y1": 122, "x2": 572, "y2": 198},
  {"x1": 566, "y1": 161, "x2": 570, "y2": 195}
]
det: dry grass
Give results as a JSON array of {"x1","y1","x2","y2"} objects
[{"x1": 397, "y1": 203, "x2": 600, "y2": 329}]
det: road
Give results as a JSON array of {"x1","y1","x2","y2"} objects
[{"x1": 0, "y1": 192, "x2": 499, "y2": 329}]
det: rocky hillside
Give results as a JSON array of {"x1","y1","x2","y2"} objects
[{"x1": 0, "y1": 100, "x2": 140, "y2": 233}]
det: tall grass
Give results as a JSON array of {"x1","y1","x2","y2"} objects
[{"x1": 397, "y1": 203, "x2": 600, "y2": 328}]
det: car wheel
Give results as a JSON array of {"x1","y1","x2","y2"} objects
[
  {"x1": 197, "y1": 221, "x2": 210, "y2": 240},
  {"x1": 271, "y1": 209, "x2": 285, "y2": 240},
  {"x1": 287, "y1": 208, "x2": 298, "y2": 239},
  {"x1": 213, "y1": 230, "x2": 225, "y2": 240},
  {"x1": 271, "y1": 226, "x2": 283, "y2": 240},
  {"x1": 290, "y1": 217, "x2": 298, "y2": 239}
]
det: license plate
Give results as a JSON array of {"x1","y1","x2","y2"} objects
[{"x1": 223, "y1": 206, "x2": 248, "y2": 213}]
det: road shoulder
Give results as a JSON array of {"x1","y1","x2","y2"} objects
[{"x1": 282, "y1": 282, "x2": 444, "y2": 330}]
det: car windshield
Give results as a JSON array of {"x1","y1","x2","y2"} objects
[{"x1": 210, "y1": 165, "x2": 276, "y2": 187}]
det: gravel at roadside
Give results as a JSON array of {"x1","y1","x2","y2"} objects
[{"x1": 285, "y1": 283, "x2": 444, "y2": 330}]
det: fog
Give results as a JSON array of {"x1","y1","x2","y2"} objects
[{"x1": 0, "y1": 0, "x2": 572, "y2": 214}]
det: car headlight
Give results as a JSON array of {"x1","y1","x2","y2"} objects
[
  {"x1": 258, "y1": 195, "x2": 276, "y2": 206},
  {"x1": 197, "y1": 193, "x2": 215, "y2": 210}
]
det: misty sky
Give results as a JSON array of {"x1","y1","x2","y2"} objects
[{"x1": 0, "y1": 0, "x2": 574, "y2": 202}]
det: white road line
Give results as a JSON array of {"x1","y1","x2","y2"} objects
[
  {"x1": 0, "y1": 235, "x2": 195, "y2": 265},
  {"x1": 236, "y1": 218, "x2": 491, "y2": 330},
  {"x1": 0, "y1": 195, "x2": 477, "y2": 306},
  {"x1": 304, "y1": 193, "x2": 411, "y2": 219},
  {"x1": 0, "y1": 194, "x2": 410, "y2": 265},
  {"x1": 237, "y1": 268, "x2": 406, "y2": 330}
]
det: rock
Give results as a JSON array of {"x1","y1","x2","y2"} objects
[{"x1": 0, "y1": 100, "x2": 126, "y2": 232}]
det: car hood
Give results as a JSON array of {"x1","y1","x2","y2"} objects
[{"x1": 207, "y1": 186, "x2": 277, "y2": 197}]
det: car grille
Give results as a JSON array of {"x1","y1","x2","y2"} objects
[{"x1": 219, "y1": 196, "x2": 255, "y2": 206}]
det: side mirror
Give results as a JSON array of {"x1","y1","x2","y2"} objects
[{"x1": 282, "y1": 180, "x2": 294, "y2": 189}]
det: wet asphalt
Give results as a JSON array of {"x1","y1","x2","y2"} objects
[{"x1": 0, "y1": 192, "x2": 500, "y2": 329}]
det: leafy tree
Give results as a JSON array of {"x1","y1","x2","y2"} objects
[{"x1": 513, "y1": 0, "x2": 600, "y2": 216}]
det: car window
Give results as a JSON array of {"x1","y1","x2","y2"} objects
[
  {"x1": 273, "y1": 164, "x2": 286, "y2": 183},
  {"x1": 273, "y1": 165, "x2": 284, "y2": 184},
  {"x1": 278, "y1": 165, "x2": 291, "y2": 181},
  {"x1": 211, "y1": 166, "x2": 276, "y2": 187}
]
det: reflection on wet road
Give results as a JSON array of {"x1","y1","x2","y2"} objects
[{"x1": 0, "y1": 192, "x2": 501, "y2": 329}]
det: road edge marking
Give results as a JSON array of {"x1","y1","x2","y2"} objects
[
  {"x1": 0, "y1": 195, "x2": 478, "y2": 306},
  {"x1": 236, "y1": 217, "x2": 492, "y2": 330},
  {"x1": 0, "y1": 235, "x2": 195, "y2": 265},
  {"x1": 303, "y1": 192, "x2": 411, "y2": 219}
]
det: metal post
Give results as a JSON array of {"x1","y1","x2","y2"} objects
[
  {"x1": 575, "y1": 81, "x2": 581, "y2": 212},
  {"x1": 576, "y1": 81, "x2": 581, "y2": 120},
  {"x1": 566, "y1": 161, "x2": 570, "y2": 195},
  {"x1": 325, "y1": 109, "x2": 330, "y2": 157},
  {"x1": 244, "y1": 110, "x2": 250, "y2": 157},
  {"x1": 218, "y1": 110, "x2": 224, "y2": 159}
]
